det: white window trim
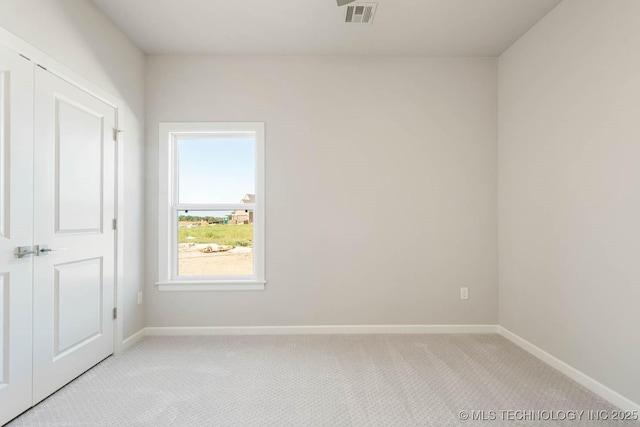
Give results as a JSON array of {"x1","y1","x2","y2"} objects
[{"x1": 156, "y1": 122, "x2": 265, "y2": 291}]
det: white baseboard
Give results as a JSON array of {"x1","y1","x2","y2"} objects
[
  {"x1": 498, "y1": 326, "x2": 640, "y2": 412},
  {"x1": 121, "y1": 328, "x2": 146, "y2": 351},
  {"x1": 144, "y1": 324, "x2": 499, "y2": 336}
]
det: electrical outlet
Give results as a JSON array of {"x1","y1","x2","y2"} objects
[
  {"x1": 137, "y1": 291, "x2": 143, "y2": 305},
  {"x1": 460, "y1": 287, "x2": 469, "y2": 300}
]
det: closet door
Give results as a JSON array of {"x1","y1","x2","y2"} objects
[
  {"x1": 0, "y1": 45, "x2": 34, "y2": 425},
  {"x1": 32, "y1": 66, "x2": 116, "y2": 404}
]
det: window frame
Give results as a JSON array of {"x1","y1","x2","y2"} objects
[{"x1": 156, "y1": 122, "x2": 265, "y2": 291}]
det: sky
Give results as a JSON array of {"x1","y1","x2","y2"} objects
[{"x1": 178, "y1": 138, "x2": 255, "y2": 209}]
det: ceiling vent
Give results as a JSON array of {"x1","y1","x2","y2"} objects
[{"x1": 345, "y1": 3, "x2": 377, "y2": 24}]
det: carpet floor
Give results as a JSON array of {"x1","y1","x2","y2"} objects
[{"x1": 7, "y1": 334, "x2": 637, "y2": 426}]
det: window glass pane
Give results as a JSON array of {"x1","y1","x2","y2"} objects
[
  {"x1": 178, "y1": 137, "x2": 255, "y2": 204},
  {"x1": 177, "y1": 210, "x2": 253, "y2": 276}
]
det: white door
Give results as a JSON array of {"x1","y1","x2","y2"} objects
[
  {"x1": 0, "y1": 44, "x2": 34, "y2": 425},
  {"x1": 32, "y1": 67, "x2": 116, "y2": 404}
]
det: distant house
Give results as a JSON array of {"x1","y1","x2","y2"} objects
[{"x1": 230, "y1": 194, "x2": 254, "y2": 224}]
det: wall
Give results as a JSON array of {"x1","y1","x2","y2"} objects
[
  {"x1": 0, "y1": 0, "x2": 146, "y2": 339},
  {"x1": 146, "y1": 56, "x2": 497, "y2": 327},
  {"x1": 499, "y1": 0, "x2": 640, "y2": 405}
]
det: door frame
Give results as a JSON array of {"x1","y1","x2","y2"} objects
[{"x1": 0, "y1": 26, "x2": 126, "y2": 355}]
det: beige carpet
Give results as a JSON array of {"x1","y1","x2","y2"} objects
[{"x1": 8, "y1": 334, "x2": 638, "y2": 426}]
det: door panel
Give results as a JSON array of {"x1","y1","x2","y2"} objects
[
  {"x1": 56, "y1": 97, "x2": 104, "y2": 233},
  {"x1": 0, "y1": 44, "x2": 34, "y2": 426},
  {"x1": 33, "y1": 67, "x2": 116, "y2": 404},
  {"x1": 54, "y1": 258, "x2": 103, "y2": 357}
]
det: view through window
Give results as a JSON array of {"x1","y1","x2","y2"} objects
[{"x1": 175, "y1": 136, "x2": 256, "y2": 277}]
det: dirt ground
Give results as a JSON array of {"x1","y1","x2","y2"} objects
[{"x1": 178, "y1": 250, "x2": 253, "y2": 276}]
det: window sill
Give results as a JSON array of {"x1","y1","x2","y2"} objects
[{"x1": 155, "y1": 280, "x2": 266, "y2": 292}]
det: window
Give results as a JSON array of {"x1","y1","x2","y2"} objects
[{"x1": 157, "y1": 123, "x2": 265, "y2": 291}]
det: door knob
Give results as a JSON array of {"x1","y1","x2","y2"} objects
[
  {"x1": 37, "y1": 245, "x2": 66, "y2": 255},
  {"x1": 15, "y1": 246, "x2": 37, "y2": 258}
]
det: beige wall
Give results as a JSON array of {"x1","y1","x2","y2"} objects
[
  {"x1": 0, "y1": 0, "x2": 146, "y2": 339},
  {"x1": 499, "y1": 0, "x2": 640, "y2": 405},
  {"x1": 145, "y1": 56, "x2": 498, "y2": 327}
]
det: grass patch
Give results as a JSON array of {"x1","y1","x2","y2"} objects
[{"x1": 179, "y1": 224, "x2": 253, "y2": 247}]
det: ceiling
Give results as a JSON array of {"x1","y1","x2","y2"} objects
[{"x1": 91, "y1": 0, "x2": 562, "y2": 56}]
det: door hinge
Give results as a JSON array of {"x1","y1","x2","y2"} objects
[
  {"x1": 112, "y1": 218, "x2": 117, "y2": 230},
  {"x1": 113, "y1": 307, "x2": 117, "y2": 320}
]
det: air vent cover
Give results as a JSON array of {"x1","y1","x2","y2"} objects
[{"x1": 345, "y1": 3, "x2": 377, "y2": 24}]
